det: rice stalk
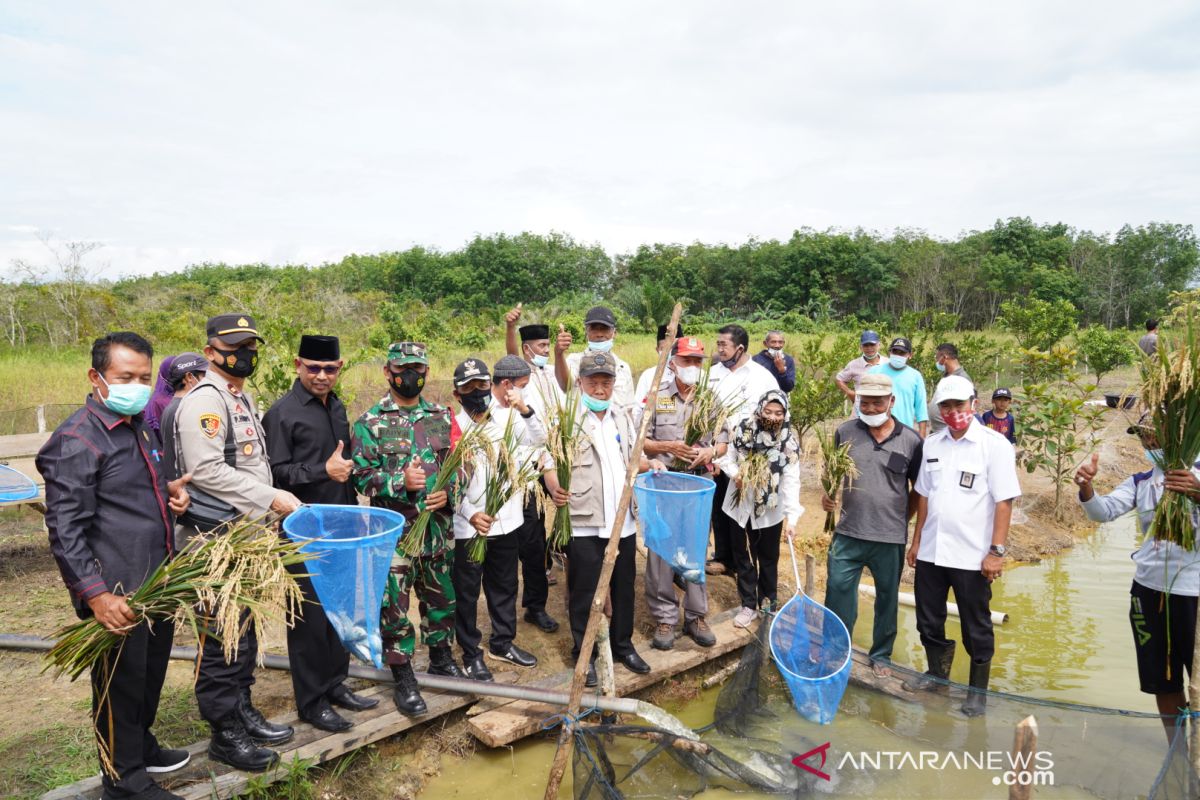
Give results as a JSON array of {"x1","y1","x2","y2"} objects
[
  {"x1": 398, "y1": 423, "x2": 490, "y2": 557},
  {"x1": 818, "y1": 428, "x2": 859, "y2": 534},
  {"x1": 544, "y1": 387, "x2": 590, "y2": 548},
  {"x1": 732, "y1": 451, "x2": 771, "y2": 506},
  {"x1": 680, "y1": 364, "x2": 743, "y2": 467},
  {"x1": 466, "y1": 413, "x2": 546, "y2": 563}
]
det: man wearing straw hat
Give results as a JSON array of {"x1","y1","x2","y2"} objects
[
  {"x1": 821, "y1": 372, "x2": 922, "y2": 678},
  {"x1": 264, "y1": 334, "x2": 379, "y2": 734},
  {"x1": 640, "y1": 336, "x2": 724, "y2": 650}
]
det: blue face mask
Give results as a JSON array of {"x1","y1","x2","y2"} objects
[
  {"x1": 531, "y1": 353, "x2": 549, "y2": 368},
  {"x1": 98, "y1": 374, "x2": 152, "y2": 416},
  {"x1": 582, "y1": 394, "x2": 611, "y2": 412},
  {"x1": 587, "y1": 338, "x2": 614, "y2": 353},
  {"x1": 1146, "y1": 449, "x2": 1164, "y2": 468},
  {"x1": 889, "y1": 354, "x2": 908, "y2": 370},
  {"x1": 936, "y1": 361, "x2": 947, "y2": 373}
]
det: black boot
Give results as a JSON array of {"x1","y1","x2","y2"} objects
[
  {"x1": 208, "y1": 713, "x2": 279, "y2": 772},
  {"x1": 961, "y1": 660, "x2": 991, "y2": 717},
  {"x1": 427, "y1": 644, "x2": 465, "y2": 678},
  {"x1": 903, "y1": 643, "x2": 955, "y2": 692},
  {"x1": 237, "y1": 690, "x2": 295, "y2": 745},
  {"x1": 391, "y1": 662, "x2": 428, "y2": 716}
]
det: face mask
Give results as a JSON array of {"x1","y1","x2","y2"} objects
[
  {"x1": 1146, "y1": 449, "x2": 1164, "y2": 467},
  {"x1": 587, "y1": 338, "x2": 614, "y2": 353},
  {"x1": 460, "y1": 388, "x2": 492, "y2": 416},
  {"x1": 888, "y1": 354, "x2": 908, "y2": 370},
  {"x1": 582, "y1": 394, "x2": 611, "y2": 412},
  {"x1": 936, "y1": 361, "x2": 947, "y2": 373},
  {"x1": 944, "y1": 409, "x2": 974, "y2": 432},
  {"x1": 530, "y1": 353, "x2": 549, "y2": 368},
  {"x1": 390, "y1": 368, "x2": 425, "y2": 398},
  {"x1": 676, "y1": 365, "x2": 701, "y2": 386},
  {"x1": 212, "y1": 345, "x2": 258, "y2": 378},
  {"x1": 721, "y1": 346, "x2": 744, "y2": 370},
  {"x1": 759, "y1": 417, "x2": 783, "y2": 433},
  {"x1": 864, "y1": 350, "x2": 880, "y2": 361},
  {"x1": 767, "y1": 348, "x2": 782, "y2": 358},
  {"x1": 97, "y1": 374, "x2": 152, "y2": 416},
  {"x1": 860, "y1": 411, "x2": 890, "y2": 428}
]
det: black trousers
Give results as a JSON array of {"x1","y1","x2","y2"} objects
[
  {"x1": 711, "y1": 472, "x2": 734, "y2": 568},
  {"x1": 518, "y1": 492, "x2": 550, "y2": 614},
  {"x1": 93, "y1": 617, "x2": 174, "y2": 798},
  {"x1": 914, "y1": 560, "x2": 995, "y2": 664},
  {"x1": 453, "y1": 531, "x2": 520, "y2": 658},
  {"x1": 286, "y1": 567, "x2": 350, "y2": 717},
  {"x1": 567, "y1": 535, "x2": 636, "y2": 661},
  {"x1": 731, "y1": 519, "x2": 782, "y2": 610},
  {"x1": 195, "y1": 608, "x2": 257, "y2": 724}
]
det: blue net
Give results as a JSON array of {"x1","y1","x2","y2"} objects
[
  {"x1": 769, "y1": 591, "x2": 853, "y2": 725},
  {"x1": 633, "y1": 471, "x2": 715, "y2": 584},
  {"x1": 0, "y1": 464, "x2": 37, "y2": 502},
  {"x1": 283, "y1": 504, "x2": 405, "y2": 668}
]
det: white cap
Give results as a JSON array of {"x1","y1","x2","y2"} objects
[{"x1": 932, "y1": 374, "x2": 975, "y2": 405}]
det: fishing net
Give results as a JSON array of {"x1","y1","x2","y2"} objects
[
  {"x1": 0, "y1": 463, "x2": 37, "y2": 502},
  {"x1": 633, "y1": 471, "x2": 714, "y2": 584},
  {"x1": 571, "y1": 622, "x2": 1192, "y2": 799},
  {"x1": 282, "y1": 504, "x2": 405, "y2": 668},
  {"x1": 769, "y1": 588, "x2": 852, "y2": 725}
]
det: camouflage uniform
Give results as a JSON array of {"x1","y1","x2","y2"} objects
[{"x1": 352, "y1": 386, "x2": 458, "y2": 666}]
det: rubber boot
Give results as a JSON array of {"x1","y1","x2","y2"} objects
[
  {"x1": 208, "y1": 713, "x2": 279, "y2": 772},
  {"x1": 237, "y1": 689, "x2": 294, "y2": 745},
  {"x1": 960, "y1": 660, "x2": 991, "y2": 717},
  {"x1": 903, "y1": 643, "x2": 955, "y2": 692},
  {"x1": 391, "y1": 662, "x2": 428, "y2": 716},
  {"x1": 427, "y1": 644, "x2": 465, "y2": 678}
]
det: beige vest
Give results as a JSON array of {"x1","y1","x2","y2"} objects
[{"x1": 568, "y1": 406, "x2": 636, "y2": 528}]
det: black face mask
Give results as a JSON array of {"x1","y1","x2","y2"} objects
[
  {"x1": 211, "y1": 345, "x2": 258, "y2": 378},
  {"x1": 390, "y1": 368, "x2": 425, "y2": 398},
  {"x1": 759, "y1": 417, "x2": 784, "y2": 433},
  {"x1": 460, "y1": 388, "x2": 492, "y2": 416},
  {"x1": 720, "y1": 345, "x2": 744, "y2": 370}
]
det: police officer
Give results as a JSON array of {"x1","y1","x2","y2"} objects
[
  {"x1": 176, "y1": 314, "x2": 300, "y2": 771},
  {"x1": 351, "y1": 342, "x2": 461, "y2": 717},
  {"x1": 263, "y1": 334, "x2": 379, "y2": 733},
  {"x1": 640, "y1": 336, "x2": 723, "y2": 650}
]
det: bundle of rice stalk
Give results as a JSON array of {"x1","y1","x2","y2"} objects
[
  {"x1": 398, "y1": 423, "x2": 491, "y2": 558},
  {"x1": 545, "y1": 387, "x2": 589, "y2": 548},
  {"x1": 818, "y1": 428, "x2": 859, "y2": 533},
  {"x1": 732, "y1": 450, "x2": 771, "y2": 506},
  {"x1": 1140, "y1": 315, "x2": 1200, "y2": 549},
  {"x1": 45, "y1": 517, "x2": 308, "y2": 681},
  {"x1": 467, "y1": 415, "x2": 546, "y2": 563},
  {"x1": 683, "y1": 364, "x2": 744, "y2": 448}
]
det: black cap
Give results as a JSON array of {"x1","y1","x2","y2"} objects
[
  {"x1": 992, "y1": 387, "x2": 1012, "y2": 400},
  {"x1": 168, "y1": 352, "x2": 207, "y2": 386},
  {"x1": 519, "y1": 324, "x2": 550, "y2": 342},
  {"x1": 889, "y1": 337, "x2": 912, "y2": 354},
  {"x1": 656, "y1": 323, "x2": 684, "y2": 342},
  {"x1": 298, "y1": 335, "x2": 340, "y2": 361},
  {"x1": 207, "y1": 314, "x2": 264, "y2": 346},
  {"x1": 453, "y1": 358, "x2": 491, "y2": 388},
  {"x1": 584, "y1": 306, "x2": 617, "y2": 328}
]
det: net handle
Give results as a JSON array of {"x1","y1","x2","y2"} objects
[{"x1": 787, "y1": 538, "x2": 802, "y2": 597}]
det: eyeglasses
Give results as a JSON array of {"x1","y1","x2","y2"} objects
[{"x1": 302, "y1": 363, "x2": 341, "y2": 375}]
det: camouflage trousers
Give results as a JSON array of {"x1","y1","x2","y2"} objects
[{"x1": 381, "y1": 547, "x2": 456, "y2": 665}]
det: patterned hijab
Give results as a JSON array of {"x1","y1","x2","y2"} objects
[{"x1": 732, "y1": 389, "x2": 799, "y2": 516}]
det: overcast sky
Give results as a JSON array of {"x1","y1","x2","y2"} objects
[{"x1": 2, "y1": 1, "x2": 1198, "y2": 279}]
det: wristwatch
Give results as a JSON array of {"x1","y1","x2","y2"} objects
[{"x1": 989, "y1": 544, "x2": 1008, "y2": 558}]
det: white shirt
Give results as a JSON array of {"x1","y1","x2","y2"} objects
[
  {"x1": 1080, "y1": 464, "x2": 1200, "y2": 595},
  {"x1": 572, "y1": 410, "x2": 637, "y2": 539},
  {"x1": 452, "y1": 406, "x2": 544, "y2": 540},
  {"x1": 566, "y1": 349, "x2": 635, "y2": 409},
  {"x1": 716, "y1": 451, "x2": 805, "y2": 529},
  {"x1": 914, "y1": 419, "x2": 1022, "y2": 570},
  {"x1": 634, "y1": 365, "x2": 674, "y2": 409},
  {"x1": 709, "y1": 359, "x2": 780, "y2": 426},
  {"x1": 525, "y1": 362, "x2": 562, "y2": 420}
]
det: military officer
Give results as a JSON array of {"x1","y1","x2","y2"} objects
[
  {"x1": 351, "y1": 341, "x2": 461, "y2": 717},
  {"x1": 175, "y1": 313, "x2": 300, "y2": 772}
]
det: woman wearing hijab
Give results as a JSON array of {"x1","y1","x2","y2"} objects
[
  {"x1": 144, "y1": 355, "x2": 176, "y2": 433},
  {"x1": 716, "y1": 389, "x2": 804, "y2": 628}
]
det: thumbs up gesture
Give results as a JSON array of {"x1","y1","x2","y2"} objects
[
  {"x1": 505, "y1": 302, "x2": 524, "y2": 326},
  {"x1": 404, "y1": 455, "x2": 427, "y2": 491},
  {"x1": 326, "y1": 440, "x2": 354, "y2": 483},
  {"x1": 1075, "y1": 453, "x2": 1099, "y2": 500},
  {"x1": 555, "y1": 323, "x2": 573, "y2": 355}
]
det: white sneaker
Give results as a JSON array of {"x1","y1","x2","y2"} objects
[{"x1": 733, "y1": 606, "x2": 758, "y2": 628}]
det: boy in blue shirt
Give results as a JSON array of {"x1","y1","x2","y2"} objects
[{"x1": 980, "y1": 388, "x2": 1016, "y2": 444}]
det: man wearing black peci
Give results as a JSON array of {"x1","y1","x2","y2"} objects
[{"x1": 263, "y1": 334, "x2": 379, "y2": 733}]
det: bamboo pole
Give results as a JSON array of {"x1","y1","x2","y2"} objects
[
  {"x1": 543, "y1": 303, "x2": 683, "y2": 800},
  {"x1": 1008, "y1": 715, "x2": 1038, "y2": 800},
  {"x1": 804, "y1": 553, "x2": 815, "y2": 596},
  {"x1": 1189, "y1": 600, "x2": 1200, "y2": 794}
]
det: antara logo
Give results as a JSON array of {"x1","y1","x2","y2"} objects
[{"x1": 792, "y1": 742, "x2": 832, "y2": 781}]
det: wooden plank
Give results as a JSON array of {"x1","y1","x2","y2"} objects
[
  {"x1": 41, "y1": 683, "x2": 478, "y2": 800},
  {"x1": 467, "y1": 612, "x2": 754, "y2": 748},
  {"x1": 848, "y1": 648, "x2": 917, "y2": 698},
  {"x1": 0, "y1": 432, "x2": 50, "y2": 459}
]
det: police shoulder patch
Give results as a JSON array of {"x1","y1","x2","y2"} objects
[{"x1": 199, "y1": 413, "x2": 221, "y2": 438}]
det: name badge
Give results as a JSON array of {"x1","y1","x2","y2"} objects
[
  {"x1": 656, "y1": 396, "x2": 677, "y2": 413},
  {"x1": 959, "y1": 471, "x2": 976, "y2": 489}
]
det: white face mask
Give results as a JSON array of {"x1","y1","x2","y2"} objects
[
  {"x1": 767, "y1": 347, "x2": 782, "y2": 358},
  {"x1": 860, "y1": 411, "x2": 890, "y2": 428},
  {"x1": 676, "y1": 365, "x2": 701, "y2": 386}
]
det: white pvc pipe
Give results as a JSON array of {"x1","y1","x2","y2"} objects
[{"x1": 859, "y1": 583, "x2": 1009, "y2": 625}]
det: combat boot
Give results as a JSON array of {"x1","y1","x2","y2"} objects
[
  {"x1": 391, "y1": 662, "x2": 428, "y2": 716},
  {"x1": 428, "y1": 644, "x2": 465, "y2": 678},
  {"x1": 903, "y1": 642, "x2": 955, "y2": 692},
  {"x1": 960, "y1": 660, "x2": 991, "y2": 717},
  {"x1": 208, "y1": 712, "x2": 279, "y2": 772},
  {"x1": 236, "y1": 689, "x2": 294, "y2": 745}
]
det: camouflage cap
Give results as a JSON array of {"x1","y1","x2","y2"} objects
[
  {"x1": 387, "y1": 341, "x2": 428, "y2": 367},
  {"x1": 579, "y1": 350, "x2": 618, "y2": 378}
]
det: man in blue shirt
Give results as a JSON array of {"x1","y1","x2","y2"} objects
[
  {"x1": 868, "y1": 337, "x2": 929, "y2": 438},
  {"x1": 751, "y1": 331, "x2": 795, "y2": 392}
]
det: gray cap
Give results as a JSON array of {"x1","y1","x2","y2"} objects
[
  {"x1": 578, "y1": 351, "x2": 618, "y2": 378},
  {"x1": 493, "y1": 354, "x2": 531, "y2": 380}
]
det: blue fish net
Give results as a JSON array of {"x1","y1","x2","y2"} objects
[
  {"x1": 283, "y1": 504, "x2": 405, "y2": 668},
  {"x1": 0, "y1": 464, "x2": 37, "y2": 502},
  {"x1": 633, "y1": 471, "x2": 714, "y2": 584},
  {"x1": 770, "y1": 587, "x2": 853, "y2": 725}
]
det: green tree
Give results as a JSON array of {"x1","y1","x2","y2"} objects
[
  {"x1": 1075, "y1": 325, "x2": 1135, "y2": 387},
  {"x1": 998, "y1": 297, "x2": 1077, "y2": 351}
]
